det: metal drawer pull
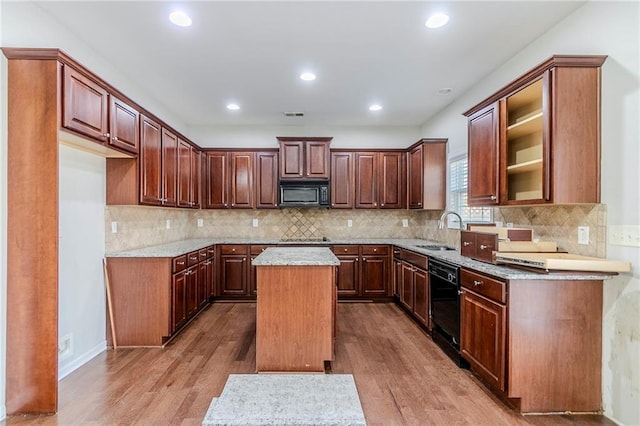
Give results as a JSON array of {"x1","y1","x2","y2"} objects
[
  {"x1": 490, "y1": 195, "x2": 497, "y2": 200},
  {"x1": 479, "y1": 244, "x2": 488, "y2": 250},
  {"x1": 177, "y1": 261, "x2": 185, "y2": 265},
  {"x1": 463, "y1": 241, "x2": 471, "y2": 246},
  {"x1": 473, "y1": 280, "x2": 483, "y2": 286}
]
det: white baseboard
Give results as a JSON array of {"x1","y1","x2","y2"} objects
[
  {"x1": 0, "y1": 403, "x2": 6, "y2": 421},
  {"x1": 58, "y1": 340, "x2": 107, "y2": 381}
]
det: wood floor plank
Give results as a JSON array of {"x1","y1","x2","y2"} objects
[{"x1": 1, "y1": 302, "x2": 614, "y2": 426}]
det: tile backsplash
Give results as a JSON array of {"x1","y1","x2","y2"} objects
[{"x1": 106, "y1": 204, "x2": 605, "y2": 257}]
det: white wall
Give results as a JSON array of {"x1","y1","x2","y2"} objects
[
  {"x1": 0, "y1": 0, "x2": 7, "y2": 418},
  {"x1": 58, "y1": 145, "x2": 107, "y2": 379},
  {"x1": 420, "y1": 2, "x2": 640, "y2": 424},
  {"x1": 188, "y1": 124, "x2": 421, "y2": 149}
]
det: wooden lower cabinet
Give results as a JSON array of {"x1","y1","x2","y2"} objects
[
  {"x1": 459, "y1": 268, "x2": 604, "y2": 413},
  {"x1": 106, "y1": 246, "x2": 215, "y2": 347},
  {"x1": 412, "y1": 267, "x2": 429, "y2": 326},
  {"x1": 395, "y1": 248, "x2": 430, "y2": 329},
  {"x1": 219, "y1": 245, "x2": 250, "y2": 297},
  {"x1": 332, "y1": 245, "x2": 391, "y2": 299}
]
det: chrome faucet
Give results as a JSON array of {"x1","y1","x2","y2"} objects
[{"x1": 438, "y1": 210, "x2": 464, "y2": 230}]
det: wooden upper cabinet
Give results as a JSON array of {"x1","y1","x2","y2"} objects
[
  {"x1": 255, "y1": 151, "x2": 278, "y2": 208},
  {"x1": 177, "y1": 138, "x2": 192, "y2": 208},
  {"x1": 464, "y1": 55, "x2": 606, "y2": 206},
  {"x1": 330, "y1": 152, "x2": 354, "y2": 209},
  {"x1": 190, "y1": 148, "x2": 201, "y2": 209},
  {"x1": 109, "y1": 96, "x2": 139, "y2": 154},
  {"x1": 230, "y1": 152, "x2": 254, "y2": 208},
  {"x1": 62, "y1": 65, "x2": 109, "y2": 143},
  {"x1": 161, "y1": 128, "x2": 178, "y2": 207},
  {"x1": 277, "y1": 137, "x2": 332, "y2": 179},
  {"x1": 139, "y1": 115, "x2": 163, "y2": 205},
  {"x1": 467, "y1": 105, "x2": 500, "y2": 206},
  {"x1": 203, "y1": 152, "x2": 229, "y2": 209},
  {"x1": 355, "y1": 152, "x2": 377, "y2": 208},
  {"x1": 407, "y1": 139, "x2": 447, "y2": 210},
  {"x1": 378, "y1": 151, "x2": 405, "y2": 209}
]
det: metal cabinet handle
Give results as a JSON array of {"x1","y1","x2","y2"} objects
[
  {"x1": 463, "y1": 241, "x2": 471, "y2": 246},
  {"x1": 362, "y1": 257, "x2": 366, "y2": 261},
  {"x1": 112, "y1": 136, "x2": 119, "y2": 141},
  {"x1": 473, "y1": 280, "x2": 483, "y2": 286},
  {"x1": 490, "y1": 195, "x2": 497, "y2": 200},
  {"x1": 373, "y1": 248, "x2": 377, "y2": 252},
  {"x1": 381, "y1": 203, "x2": 384, "y2": 206},
  {"x1": 418, "y1": 202, "x2": 422, "y2": 206},
  {"x1": 232, "y1": 248, "x2": 236, "y2": 252},
  {"x1": 479, "y1": 244, "x2": 488, "y2": 250},
  {"x1": 200, "y1": 253, "x2": 207, "y2": 257},
  {"x1": 177, "y1": 261, "x2": 185, "y2": 265},
  {"x1": 103, "y1": 132, "x2": 110, "y2": 138}
]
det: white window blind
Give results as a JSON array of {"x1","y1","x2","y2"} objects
[{"x1": 449, "y1": 155, "x2": 492, "y2": 227}]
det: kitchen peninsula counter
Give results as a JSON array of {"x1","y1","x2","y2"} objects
[{"x1": 253, "y1": 247, "x2": 339, "y2": 372}]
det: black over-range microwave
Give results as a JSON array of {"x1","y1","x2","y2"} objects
[{"x1": 279, "y1": 180, "x2": 330, "y2": 207}]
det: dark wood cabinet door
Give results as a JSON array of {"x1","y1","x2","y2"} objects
[
  {"x1": 279, "y1": 141, "x2": 304, "y2": 179},
  {"x1": 460, "y1": 289, "x2": 506, "y2": 392},
  {"x1": 393, "y1": 258, "x2": 402, "y2": 298},
  {"x1": 413, "y1": 267, "x2": 429, "y2": 327},
  {"x1": 186, "y1": 266, "x2": 199, "y2": 318},
  {"x1": 400, "y1": 262, "x2": 414, "y2": 311},
  {"x1": 204, "y1": 152, "x2": 229, "y2": 208},
  {"x1": 177, "y1": 138, "x2": 192, "y2": 208},
  {"x1": 468, "y1": 104, "x2": 499, "y2": 206},
  {"x1": 205, "y1": 258, "x2": 215, "y2": 298},
  {"x1": 161, "y1": 128, "x2": 178, "y2": 207},
  {"x1": 330, "y1": 152, "x2": 354, "y2": 208},
  {"x1": 172, "y1": 271, "x2": 188, "y2": 333},
  {"x1": 62, "y1": 66, "x2": 109, "y2": 142},
  {"x1": 230, "y1": 152, "x2": 254, "y2": 208},
  {"x1": 378, "y1": 152, "x2": 405, "y2": 209},
  {"x1": 336, "y1": 255, "x2": 359, "y2": 296},
  {"x1": 408, "y1": 145, "x2": 423, "y2": 209},
  {"x1": 305, "y1": 141, "x2": 330, "y2": 179},
  {"x1": 355, "y1": 152, "x2": 377, "y2": 209},
  {"x1": 190, "y1": 148, "x2": 201, "y2": 208},
  {"x1": 139, "y1": 115, "x2": 163, "y2": 205},
  {"x1": 220, "y1": 255, "x2": 248, "y2": 296},
  {"x1": 422, "y1": 141, "x2": 447, "y2": 210},
  {"x1": 361, "y1": 255, "x2": 388, "y2": 295},
  {"x1": 197, "y1": 262, "x2": 208, "y2": 309},
  {"x1": 109, "y1": 96, "x2": 139, "y2": 153},
  {"x1": 255, "y1": 151, "x2": 278, "y2": 208}
]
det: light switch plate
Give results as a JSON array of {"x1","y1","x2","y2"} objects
[
  {"x1": 253, "y1": 218, "x2": 259, "y2": 227},
  {"x1": 197, "y1": 218, "x2": 204, "y2": 227},
  {"x1": 111, "y1": 221, "x2": 118, "y2": 234},
  {"x1": 578, "y1": 226, "x2": 590, "y2": 245},
  {"x1": 347, "y1": 219, "x2": 353, "y2": 228},
  {"x1": 402, "y1": 219, "x2": 409, "y2": 228},
  {"x1": 165, "y1": 219, "x2": 171, "y2": 229},
  {"x1": 609, "y1": 225, "x2": 640, "y2": 247}
]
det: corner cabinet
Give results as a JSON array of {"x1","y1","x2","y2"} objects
[
  {"x1": 464, "y1": 55, "x2": 607, "y2": 206},
  {"x1": 407, "y1": 139, "x2": 447, "y2": 210}
]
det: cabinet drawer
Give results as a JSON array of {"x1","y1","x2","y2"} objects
[
  {"x1": 220, "y1": 245, "x2": 249, "y2": 255},
  {"x1": 250, "y1": 245, "x2": 272, "y2": 255},
  {"x1": 198, "y1": 249, "x2": 209, "y2": 261},
  {"x1": 475, "y1": 233, "x2": 498, "y2": 263},
  {"x1": 460, "y1": 268, "x2": 506, "y2": 304},
  {"x1": 361, "y1": 245, "x2": 389, "y2": 255},
  {"x1": 173, "y1": 255, "x2": 187, "y2": 272},
  {"x1": 206, "y1": 245, "x2": 216, "y2": 259},
  {"x1": 400, "y1": 249, "x2": 428, "y2": 270},
  {"x1": 460, "y1": 231, "x2": 476, "y2": 258},
  {"x1": 332, "y1": 245, "x2": 359, "y2": 255},
  {"x1": 187, "y1": 251, "x2": 200, "y2": 266}
]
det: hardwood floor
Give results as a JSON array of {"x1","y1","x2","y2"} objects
[{"x1": 2, "y1": 302, "x2": 613, "y2": 425}]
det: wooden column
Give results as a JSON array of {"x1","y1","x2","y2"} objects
[{"x1": 6, "y1": 57, "x2": 60, "y2": 413}]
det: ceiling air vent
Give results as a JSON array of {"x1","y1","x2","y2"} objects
[{"x1": 283, "y1": 112, "x2": 304, "y2": 117}]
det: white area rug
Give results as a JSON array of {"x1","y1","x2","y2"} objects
[{"x1": 202, "y1": 374, "x2": 366, "y2": 426}]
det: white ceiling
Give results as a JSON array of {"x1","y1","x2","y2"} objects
[{"x1": 34, "y1": 1, "x2": 585, "y2": 127}]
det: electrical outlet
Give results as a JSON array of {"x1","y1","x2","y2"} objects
[
  {"x1": 495, "y1": 221, "x2": 504, "y2": 228},
  {"x1": 165, "y1": 219, "x2": 171, "y2": 229},
  {"x1": 197, "y1": 218, "x2": 204, "y2": 227},
  {"x1": 111, "y1": 221, "x2": 118, "y2": 234},
  {"x1": 578, "y1": 226, "x2": 590, "y2": 245},
  {"x1": 252, "y1": 218, "x2": 259, "y2": 227},
  {"x1": 506, "y1": 222, "x2": 513, "y2": 228},
  {"x1": 402, "y1": 219, "x2": 409, "y2": 228},
  {"x1": 347, "y1": 219, "x2": 353, "y2": 228}
]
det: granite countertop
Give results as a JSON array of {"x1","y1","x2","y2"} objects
[
  {"x1": 107, "y1": 237, "x2": 613, "y2": 281},
  {"x1": 252, "y1": 247, "x2": 340, "y2": 266}
]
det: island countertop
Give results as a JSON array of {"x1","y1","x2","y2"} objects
[{"x1": 252, "y1": 247, "x2": 340, "y2": 266}]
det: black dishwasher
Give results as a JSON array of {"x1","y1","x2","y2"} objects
[{"x1": 429, "y1": 258, "x2": 468, "y2": 367}]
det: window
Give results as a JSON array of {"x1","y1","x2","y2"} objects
[{"x1": 449, "y1": 155, "x2": 492, "y2": 228}]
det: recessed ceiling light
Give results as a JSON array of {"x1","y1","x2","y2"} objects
[
  {"x1": 169, "y1": 10, "x2": 192, "y2": 27},
  {"x1": 226, "y1": 103, "x2": 240, "y2": 111},
  {"x1": 425, "y1": 13, "x2": 449, "y2": 29},
  {"x1": 300, "y1": 72, "x2": 316, "y2": 81},
  {"x1": 369, "y1": 104, "x2": 383, "y2": 111},
  {"x1": 438, "y1": 87, "x2": 453, "y2": 95}
]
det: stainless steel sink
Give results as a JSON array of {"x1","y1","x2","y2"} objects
[{"x1": 414, "y1": 244, "x2": 456, "y2": 251}]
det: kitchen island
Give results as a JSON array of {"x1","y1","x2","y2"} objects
[{"x1": 252, "y1": 247, "x2": 339, "y2": 372}]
